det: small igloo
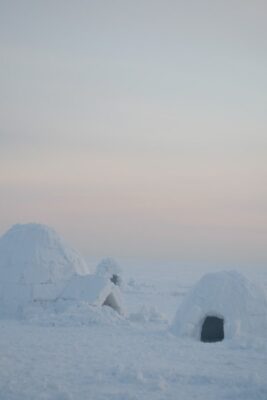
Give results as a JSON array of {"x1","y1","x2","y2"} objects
[
  {"x1": 0, "y1": 223, "x2": 89, "y2": 317},
  {"x1": 96, "y1": 257, "x2": 122, "y2": 286},
  {"x1": 171, "y1": 271, "x2": 267, "y2": 342}
]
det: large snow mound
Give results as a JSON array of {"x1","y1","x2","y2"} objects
[
  {"x1": 171, "y1": 270, "x2": 267, "y2": 340},
  {"x1": 0, "y1": 223, "x2": 89, "y2": 316},
  {"x1": 0, "y1": 223, "x2": 89, "y2": 284}
]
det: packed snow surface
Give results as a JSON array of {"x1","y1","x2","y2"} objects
[{"x1": 0, "y1": 255, "x2": 267, "y2": 399}]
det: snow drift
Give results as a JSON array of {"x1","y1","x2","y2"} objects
[
  {"x1": 171, "y1": 270, "x2": 267, "y2": 341},
  {"x1": 0, "y1": 223, "x2": 89, "y2": 316}
]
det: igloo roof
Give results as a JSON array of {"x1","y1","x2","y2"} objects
[
  {"x1": 171, "y1": 270, "x2": 267, "y2": 340},
  {"x1": 0, "y1": 223, "x2": 89, "y2": 285},
  {"x1": 96, "y1": 257, "x2": 122, "y2": 277}
]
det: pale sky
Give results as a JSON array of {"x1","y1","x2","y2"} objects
[{"x1": 1, "y1": 0, "x2": 267, "y2": 267}]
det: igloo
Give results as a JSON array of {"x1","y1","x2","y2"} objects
[
  {"x1": 171, "y1": 271, "x2": 267, "y2": 341},
  {"x1": 0, "y1": 223, "x2": 89, "y2": 317},
  {"x1": 96, "y1": 257, "x2": 122, "y2": 286}
]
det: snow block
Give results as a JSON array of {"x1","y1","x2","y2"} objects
[{"x1": 60, "y1": 274, "x2": 124, "y2": 314}]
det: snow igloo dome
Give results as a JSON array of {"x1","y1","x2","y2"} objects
[
  {"x1": 171, "y1": 271, "x2": 267, "y2": 341},
  {"x1": 0, "y1": 223, "x2": 89, "y2": 316},
  {"x1": 96, "y1": 257, "x2": 123, "y2": 286}
]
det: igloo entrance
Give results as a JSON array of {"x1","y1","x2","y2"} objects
[
  {"x1": 102, "y1": 293, "x2": 121, "y2": 314},
  {"x1": 201, "y1": 316, "x2": 224, "y2": 342}
]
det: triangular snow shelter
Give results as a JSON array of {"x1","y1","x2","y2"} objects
[
  {"x1": 59, "y1": 274, "x2": 123, "y2": 314},
  {"x1": 60, "y1": 275, "x2": 122, "y2": 314}
]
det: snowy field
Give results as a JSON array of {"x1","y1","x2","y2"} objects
[{"x1": 0, "y1": 262, "x2": 267, "y2": 400}]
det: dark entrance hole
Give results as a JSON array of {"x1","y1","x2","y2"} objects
[
  {"x1": 110, "y1": 274, "x2": 120, "y2": 286},
  {"x1": 201, "y1": 316, "x2": 224, "y2": 342}
]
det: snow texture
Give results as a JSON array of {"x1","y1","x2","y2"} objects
[
  {"x1": 0, "y1": 263, "x2": 267, "y2": 399},
  {"x1": 0, "y1": 227, "x2": 267, "y2": 400},
  {"x1": 171, "y1": 270, "x2": 267, "y2": 340}
]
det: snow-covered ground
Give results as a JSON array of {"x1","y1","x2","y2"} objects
[{"x1": 0, "y1": 262, "x2": 267, "y2": 400}]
